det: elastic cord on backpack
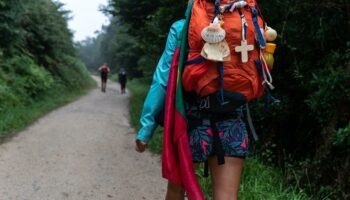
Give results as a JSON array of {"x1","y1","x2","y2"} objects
[
  {"x1": 254, "y1": 59, "x2": 279, "y2": 105},
  {"x1": 260, "y1": 52, "x2": 274, "y2": 90}
]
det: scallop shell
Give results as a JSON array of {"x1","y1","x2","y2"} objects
[
  {"x1": 201, "y1": 40, "x2": 231, "y2": 62},
  {"x1": 201, "y1": 23, "x2": 226, "y2": 43}
]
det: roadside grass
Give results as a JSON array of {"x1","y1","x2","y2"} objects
[
  {"x1": 239, "y1": 159, "x2": 312, "y2": 200},
  {"x1": 127, "y1": 78, "x2": 314, "y2": 199},
  {"x1": 197, "y1": 159, "x2": 313, "y2": 200},
  {"x1": 0, "y1": 82, "x2": 96, "y2": 142},
  {"x1": 109, "y1": 74, "x2": 118, "y2": 82}
]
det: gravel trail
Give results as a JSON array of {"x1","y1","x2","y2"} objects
[{"x1": 0, "y1": 77, "x2": 166, "y2": 200}]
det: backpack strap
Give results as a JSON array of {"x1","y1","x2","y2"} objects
[
  {"x1": 210, "y1": 117, "x2": 225, "y2": 165},
  {"x1": 204, "y1": 160, "x2": 209, "y2": 177},
  {"x1": 184, "y1": 56, "x2": 206, "y2": 65},
  {"x1": 213, "y1": 0, "x2": 221, "y2": 22},
  {"x1": 245, "y1": 103, "x2": 259, "y2": 141},
  {"x1": 250, "y1": 6, "x2": 266, "y2": 49}
]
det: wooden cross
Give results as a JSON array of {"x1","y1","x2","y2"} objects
[{"x1": 235, "y1": 40, "x2": 254, "y2": 63}]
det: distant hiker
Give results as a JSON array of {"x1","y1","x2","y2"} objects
[
  {"x1": 98, "y1": 63, "x2": 110, "y2": 92},
  {"x1": 118, "y1": 69, "x2": 127, "y2": 94},
  {"x1": 135, "y1": 0, "x2": 278, "y2": 199}
]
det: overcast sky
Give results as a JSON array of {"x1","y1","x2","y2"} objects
[{"x1": 59, "y1": 0, "x2": 110, "y2": 41}]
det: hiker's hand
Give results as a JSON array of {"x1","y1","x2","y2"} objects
[{"x1": 135, "y1": 139, "x2": 147, "y2": 153}]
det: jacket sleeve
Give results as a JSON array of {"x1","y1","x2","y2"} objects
[{"x1": 136, "y1": 20, "x2": 184, "y2": 143}]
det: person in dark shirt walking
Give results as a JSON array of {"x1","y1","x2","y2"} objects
[
  {"x1": 98, "y1": 63, "x2": 110, "y2": 92},
  {"x1": 118, "y1": 69, "x2": 127, "y2": 94}
]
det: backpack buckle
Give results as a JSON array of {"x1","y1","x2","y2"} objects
[{"x1": 199, "y1": 96, "x2": 210, "y2": 109}]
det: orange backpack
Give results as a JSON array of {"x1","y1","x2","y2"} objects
[{"x1": 182, "y1": 0, "x2": 273, "y2": 109}]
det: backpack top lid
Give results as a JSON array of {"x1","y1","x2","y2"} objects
[
  {"x1": 182, "y1": 0, "x2": 266, "y2": 101},
  {"x1": 101, "y1": 65, "x2": 109, "y2": 73}
]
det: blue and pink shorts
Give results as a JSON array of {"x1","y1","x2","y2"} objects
[{"x1": 188, "y1": 116, "x2": 249, "y2": 162}]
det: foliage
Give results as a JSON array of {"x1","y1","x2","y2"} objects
[
  {"x1": 126, "y1": 79, "x2": 151, "y2": 129},
  {"x1": 0, "y1": 0, "x2": 94, "y2": 137},
  {"x1": 239, "y1": 159, "x2": 313, "y2": 200},
  {"x1": 76, "y1": 36, "x2": 104, "y2": 72},
  {"x1": 333, "y1": 121, "x2": 350, "y2": 146},
  {"x1": 252, "y1": 1, "x2": 350, "y2": 198}
]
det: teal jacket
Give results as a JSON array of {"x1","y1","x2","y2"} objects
[{"x1": 137, "y1": 19, "x2": 185, "y2": 143}]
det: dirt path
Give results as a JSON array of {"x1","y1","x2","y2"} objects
[{"x1": 0, "y1": 77, "x2": 166, "y2": 200}]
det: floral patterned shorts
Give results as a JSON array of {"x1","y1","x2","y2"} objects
[{"x1": 188, "y1": 117, "x2": 249, "y2": 162}]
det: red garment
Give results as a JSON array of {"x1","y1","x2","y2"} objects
[{"x1": 162, "y1": 47, "x2": 205, "y2": 200}]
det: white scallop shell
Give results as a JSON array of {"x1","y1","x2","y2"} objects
[
  {"x1": 201, "y1": 40, "x2": 231, "y2": 62},
  {"x1": 201, "y1": 23, "x2": 226, "y2": 43}
]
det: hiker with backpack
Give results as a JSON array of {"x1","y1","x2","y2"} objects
[
  {"x1": 135, "y1": 0, "x2": 278, "y2": 199},
  {"x1": 118, "y1": 69, "x2": 127, "y2": 94},
  {"x1": 98, "y1": 63, "x2": 110, "y2": 92}
]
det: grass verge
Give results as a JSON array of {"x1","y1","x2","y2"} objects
[
  {"x1": 196, "y1": 158, "x2": 313, "y2": 200},
  {"x1": 0, "y1": 82, "x2": 96, "y2": 142},
  {"x1": 127, "y1": 78, "x2": 313, "y2": 199}
]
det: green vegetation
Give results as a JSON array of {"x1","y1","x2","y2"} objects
[
  {"x1": 79, "y1": 0, "x2": 349, "y2": 198},
  {"x1": 196, "y1": 158, "x2": 314, "y2": 200},
  {"x1": 127, "y1": 79, "x2": 149, "y2": 130},
  {"x1": 241, "y1": 159, "x2": 311, "y2": 200},
  {"x1": 0, "y1": 83, "x2": 94, "y2": 141},
  {"x1": 127, "y1": 80, "x2": 313, "y2": 199},
  {"x1": 0, "y1": 0, "x2": 94, "y2": 139}
]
